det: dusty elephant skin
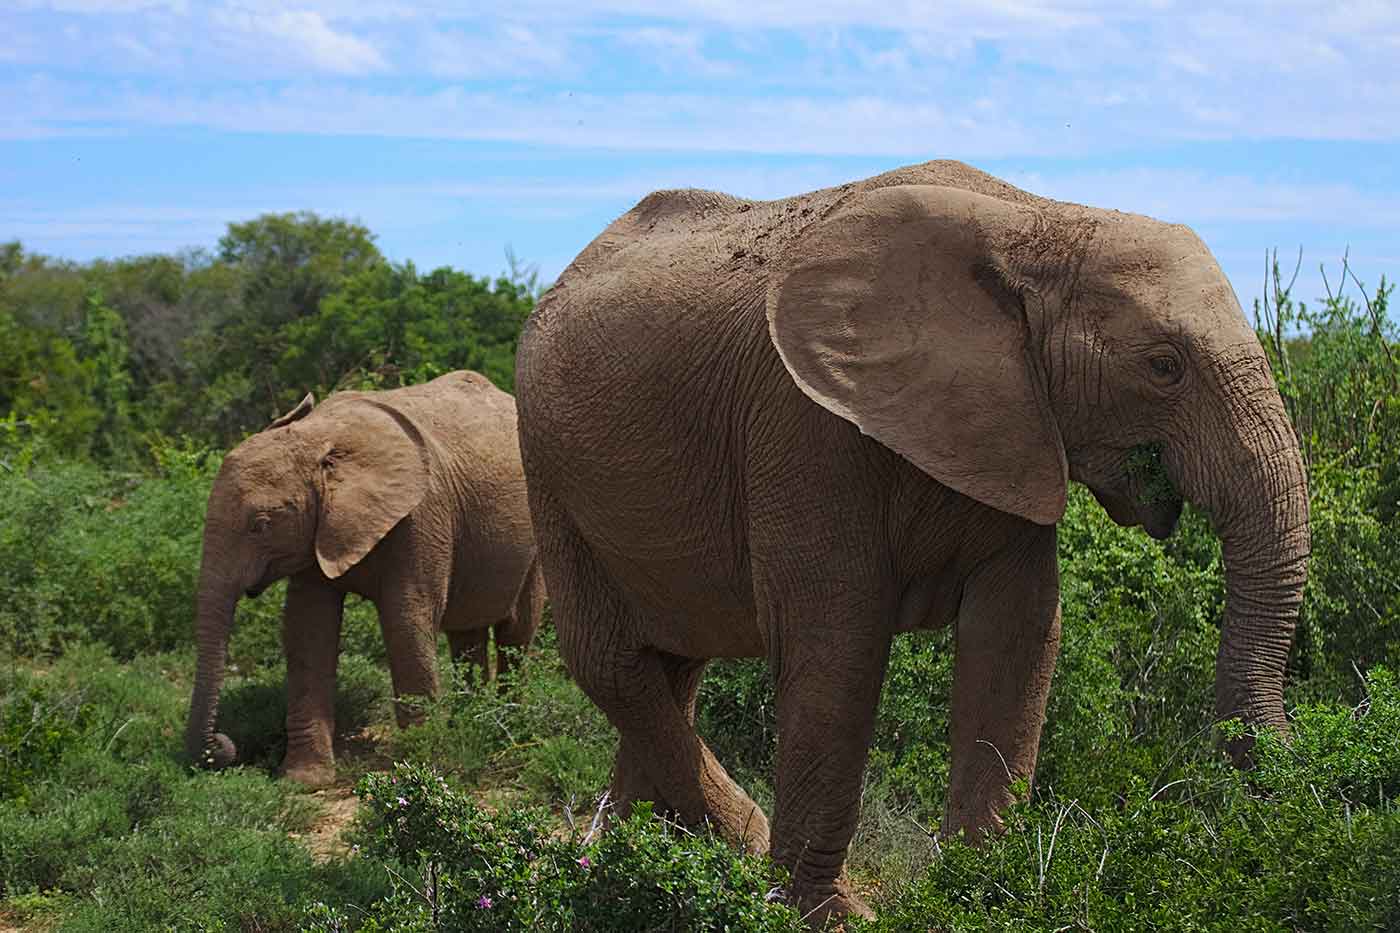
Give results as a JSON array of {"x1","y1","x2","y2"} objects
[
  {"x1": 514, "y1": 160, "x2": 1310, "y2": 925},
  {"x1": 185, "y1": 370, "x2": 545, "y2": 788}
]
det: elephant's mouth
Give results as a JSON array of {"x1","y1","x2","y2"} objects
[
  {"x1": 1087, "y1": 443, "x2": 1185, "y2": 540},
  {"x1": 1127, "y1": 442, "x2": 1183, "y2": 540},
  {"x1": 1142, "y1": 494, "x2": 1184, "y2": 540}
]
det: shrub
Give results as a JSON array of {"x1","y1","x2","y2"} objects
[
  {"x1": 303, "y1": 761, "x2": 802, "y2": 932},
  {"x1": 0, "y1": 450, "x2": 214, "y2": 659},
  {"x1": 393, "y1": 626, "x2": 615, "y2": 808},
  {"x1": 855, "y1": 668, "x2": 1400, "y2": 932}
]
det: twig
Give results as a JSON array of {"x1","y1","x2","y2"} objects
[
  {"x1": 1320, "y1": 247, "x2": 1349, "y2": 303},
  {"x1": 800, "y1": 892, "x2": 841, "y2": 925},
  {"x1": 584, "y1": 790, "x2": 611, "y2": 844},
  {"x1": 1345, "y1": 263, "x2": 1399, "y2": 392},
  {"x1": 103, "y1": 717, "x2": 135, "y2": 753},
  {"x1": 1066, "y1": 801, "x2": 1110, "y2": 884},
  {"x1": 1038, "y1": 801, "x2": 1073, "y2": 897},
  {"x1": 1147, "y1": 778, "x2": 1189, "y2": 803},
  {"x1": 976, "y1": 739, "x2": 1014, "y2": 783},
  {"x1": 562, "y1": 795, "x2": 577, "y2": 837}
]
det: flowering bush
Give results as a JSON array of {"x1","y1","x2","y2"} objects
[{"x1": 303, "y1": 762, "x2": 801, "y2": 932}]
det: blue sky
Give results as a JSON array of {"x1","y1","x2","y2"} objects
[{"x1": 2, "y1": 1, "x2": 1398, "y2": 313}]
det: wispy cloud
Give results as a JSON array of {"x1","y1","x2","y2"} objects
[
  {"x1": 420, "y1": 24, "x2": 572, "y2": 79},
  {"x1": 615, "y1": 26, "x2": 735, "y2": 77},
  {"x1": 5, "y1": 1, "x2": 1399, "y2": 147},
  {"x1": 1006, "y1": 169, "x2": 1400, "y2": 227},
  {"x1": 208, "y1": 6, "x2": 388, "y2": 75},
  {"x1": 0, "y1": 79, "x2": 1050, "y2": 156},
  {"x1": 4, "y1": 0, "x2": 1395, "y2": 307}
]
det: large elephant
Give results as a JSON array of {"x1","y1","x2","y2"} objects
[
  {"x1": 185, "y1": 370, "x2": 545, "y2": 788},
  {"x1": 514, "y1": 161, "x2": 1310, "y2": 922}
]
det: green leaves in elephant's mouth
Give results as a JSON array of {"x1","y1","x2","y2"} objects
[{"x1": 1127, "y1": 442, "x2": 1181, "y2": 509}]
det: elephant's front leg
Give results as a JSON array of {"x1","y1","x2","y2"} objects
[
  {"x1": 768, "y1": 592, "x2": 894, "y2": 924},
  {"x1": 944, "y1": 525, "x2": 1061, "y2": 840},
  {"x1": 282, "y1": 577, "x2": 346, "y2": 787},
  {"x1": 377, "y1": 585, "x2": 444, "y2": 728}
]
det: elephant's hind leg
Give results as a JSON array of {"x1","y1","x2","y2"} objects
[
  {"x1": 494, "y1": 558, "x2": 546, "y2": 682},
  {"x1": 608, "y1": 654, "x2": 770, "y2": 854},
  {"x1": 447, "y1": 628, "x2": 489, "y2": 677},
  {"x1": 536, "y1": 500, "x2": 768, "y2": 853}
]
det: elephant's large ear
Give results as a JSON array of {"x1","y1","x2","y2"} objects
[
  {"x1": 315, "y1": 401, "x2": 430, "y2": 579},
  {"x1": 766, "y1": 184, "x2": 1068, "y2": 525},
  {"x1": 269, "y1": 393, "x2": 315, "y2": 429}
]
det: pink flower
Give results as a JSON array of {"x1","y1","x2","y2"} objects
[
  {"x1": 476, "y1": 895, "x2": 493, "y2": 910},
  {"x1": 396, "y1": 797, "x2": 408, "y2": 807},
  {"x1": 577, "y1": 856, "x2": 591, "y2": 868}
]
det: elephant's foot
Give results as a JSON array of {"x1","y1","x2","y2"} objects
[
  {"x1": 281, "y1": 757, "x2": 337, "y2": 788},
  {"x1": 392, "y1": 697, "x2": 431, "y2": 730},
  {"x1": 703, "y1": 778, "x2": 770, "y2": 856},
  {"x1": 611, "y1": 740, "x2": 771, "y2": 855},
  {"x1": 790, "y1": 880, "x2": 874, "y2": 930}
]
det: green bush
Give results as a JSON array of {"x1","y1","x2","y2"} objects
[
  {"x1": 0, "y1": 450, "x2": 214, "y2": 659},
  {"x1": 0, "y1": 644, "x2": 391, "y2": 930},
  {"x1": 856, "y1": 669, "x2": 1400, "y2": 932},
  {"x1": 0, "y1": 684, "x2": 91, "y2": 805},
  {"x1": 393, "y1": 626, "x2": 615, "y2": 808},
  {"x1": 303, "y1": 761, "x2": 802, "y2": 932}
]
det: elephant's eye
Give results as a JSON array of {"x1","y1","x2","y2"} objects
[{"x1": 1150, "y1": 354, "x2": 1182, "y2": 382}]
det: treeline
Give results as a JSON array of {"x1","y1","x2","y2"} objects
[{"x1": 0, "y1": 213, "x2": 537, "y2": 466}]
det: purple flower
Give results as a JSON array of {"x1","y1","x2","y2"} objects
[
  {"x1": 577, "y1": 856, "x2": 591, "y2": 869},
  {"x1": 476, "y1": 895, "x2": 494, "y2": 910},
  {"x1": 396, "y1": 797, "x2": 408, "y2": 808}
]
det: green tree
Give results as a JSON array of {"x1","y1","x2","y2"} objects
[
  {"x1": 277, "y1": 261, "x2": 535, "y2": 397},
  {"x1": 76, "y1": 288, "x2": 136, "y2": 463},
  {"x1": 201, "y1": 212, "x2": 385, "y2": 436}
]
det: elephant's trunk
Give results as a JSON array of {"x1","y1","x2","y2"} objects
[
  {"x1": 1183, "y1": 350, "x2": 1310, "y2": 764},
  {"x1": 185, "y1": 535, "x2": 242, "y2": 769}
]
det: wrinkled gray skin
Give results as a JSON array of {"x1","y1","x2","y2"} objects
[
  {"x1": 515, "y1": 161, "x2": 1310, "y2": 924},
  {"x1": 186, "y1": 371, "x2": 545, "y2": 788}
]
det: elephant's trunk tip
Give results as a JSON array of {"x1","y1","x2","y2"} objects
[{"x1": 196, "y1": 732, "x2": 238, "y2": 770}]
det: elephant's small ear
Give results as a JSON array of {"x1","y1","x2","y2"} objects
[
  {"x1": 269, "y1": 393, "x2": 316, "y2": 429},
  {"x1": 315, "y1": 401, "x2": 430, "y2": 579},
  {"x1": 766, "y1": 184, "x2": 1068, "y2": 525}
]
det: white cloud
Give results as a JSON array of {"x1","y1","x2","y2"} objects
[
  {"x1": 209, "y1": 7, "x2": 388, "y2": 75},
  {"x1": 10, "y1": 71, "x2": 1400, "y2": 155},
  {"x1": 421, "y1": 24, "x2": 570, "y2": 79},
  {"x1": 0, "y1": 203, "x2": 276, "y2": 248},
  {"x1": 3, "y1": 0, "x2": 1399, "y2": 158},
  {"x1": 0, "y1": 79, "x2": 1050, "y2": 155},
  {"x1": 615, "y1": 26, "x2": 735, "y2": 77},
  {"x1": 1005, "y1": 168, "x2": 1400, "y2": 228},
  {"x1": 13, "y1": 0, "x2": 188, "y2": 12}
]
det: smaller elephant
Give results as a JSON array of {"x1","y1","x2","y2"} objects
[{"x1": 185, "y1": 370, "x2": 545, "y2": 787}]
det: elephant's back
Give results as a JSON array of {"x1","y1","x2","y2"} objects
[
  {"x1": 535, "y1": 159, "x2": 1042, "y2": 318},
  {"x1": 324, "y1": 371, "x2": 526, "y2": 501},
  {"x1": 374, "y1": 370, "x2": 518, "y2": 438}
]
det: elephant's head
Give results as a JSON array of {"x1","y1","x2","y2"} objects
[
  {"x1": 185, "y1": 392, "x2": 430, "y2": 769},
  {"x1": 767, "y1": 184, "x2": 1309, "y2": 762}
]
